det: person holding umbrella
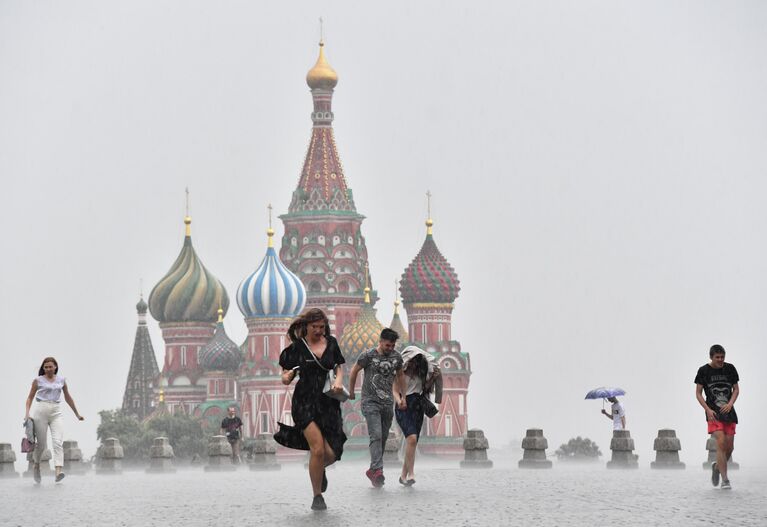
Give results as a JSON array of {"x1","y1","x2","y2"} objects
[
  {"x1": 585, "y1": 387, "x2": 626, "y2": 430},
  {"x1": 601, "y1": 397, "x2": 626, "y2": 430}
]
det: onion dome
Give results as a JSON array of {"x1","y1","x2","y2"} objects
[
  {"x1": 237, "y1": 226, "x2": 306, "y2": 318},
  {"x1": 306, "y1": 41, "x2": 338, "y2": 90},
  {"x1": 148, "y1": 216, "x2": 229, "y2": 323},
  {"x1": 400, "y1": 218, "x2": 460, "y2": 304},
  {"x1": 199, "y1": 309, "x2": 242, "y2": 372},
  {"x1": 389, "y1": 283, "x2": 408, "y2": 342},
  {"x1": 339, "y1": 280, "x2": 384, "y2": 364},
  {"x1": 136, "y1": 295, "x2": 148, "y2": 315}
]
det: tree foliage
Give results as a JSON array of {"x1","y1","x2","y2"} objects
[
  {"x1": 555, "y1": 436, "x2": 602, "y2": 461},
  {"x1": 97, "y1": 409, "x2": 208, "y2": 462}
]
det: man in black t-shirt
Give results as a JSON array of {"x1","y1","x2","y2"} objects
[
  {"x1": 220, "y1": 406, "x2": 244, "y2": 464},
  {"x1": 695, "y1": 344, "x2": 740, "y2": 490}
]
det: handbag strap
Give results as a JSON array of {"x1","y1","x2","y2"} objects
[{"x1": 301, "y1": 338, "x2": 332, "y2": 372}]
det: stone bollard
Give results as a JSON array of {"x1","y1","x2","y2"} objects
[
  {"x1": 702, "y1": 437, "x2": 740, "y2": 470},
  {"x1": 248, "y1": 435, "x2": 280, "y2": 471},
  {"x1": 518, "y1": 429, "x2": 552, "y2": 469},
  {"x1": 607, "y1": 430, "x2": 639, "y2": 469},
  {"x1": 205, "y1": 435, "x2": 236, "y2": 472},
  {"x1": 96, "y1": 438, "x2": 124, "y2": 474},
  {"x1": 24, "y1": 449, "x2": 52, "y2": 477},
  {"x1": 461, "y1": 429, "x2": 493, "y2": 468},
  {"x1": 0, "y1": 443, "x2": 18, "y2": 478},
  {"x1": 147, "y1": 437, "x2": 176, "y2": 474},
  {"x1": 651, "y1": 429, "x2": 685, "y2": 469},
  {"x1": 383, "y1": 430, "x2": 401, "y2": 463},
  {"x1": 63, "y1": 440, "x2": 89, "y2": 474}
]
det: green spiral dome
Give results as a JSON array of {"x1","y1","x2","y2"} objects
[{"x1": 148, "y1": 218, "x2": 229, "y2": 323}]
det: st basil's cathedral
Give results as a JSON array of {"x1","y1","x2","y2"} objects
[{"x1": 121, "y1": 40, "x2": 471, "y2": 455}]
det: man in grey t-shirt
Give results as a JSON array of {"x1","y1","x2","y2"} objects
[{"x1": 349, "y1": 328, "x2": 405, "y2": 487}]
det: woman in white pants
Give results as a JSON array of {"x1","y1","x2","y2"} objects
[{"x1": 24, "y1": 357, "x2": 84, "y2": 483}]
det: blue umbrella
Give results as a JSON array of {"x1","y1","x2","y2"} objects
[{"x1": 585, "y1": 387, "x2": 626, "y2": 400}]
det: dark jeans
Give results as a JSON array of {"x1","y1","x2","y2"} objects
[{"x1": 362, "y1": 403, "x2": 394, "y2": 471}]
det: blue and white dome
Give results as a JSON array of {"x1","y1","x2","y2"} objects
[{"x1": 237, "y1": 228, "x2": 306, "y2": 318}]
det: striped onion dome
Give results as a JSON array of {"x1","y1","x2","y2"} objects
[
  {"x1": 237, "y1": 227, "x2": 306, "y2": 318},
  {"x1": 400, "y1": 218, "x2": 460, "y2": 304},
  {"x1": 199, "y1": 309, "x2": 242, "y2": 372},
  {"x1": 338, "y1": 286, "x2": 384, "y2": 365},
  {"x1": 148, "y1": 216, "x2": 229, "y2": 323}
]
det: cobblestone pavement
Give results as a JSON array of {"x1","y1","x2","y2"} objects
[{"x1": 2, "y1": 455, "x2": 766, "y2": 527}]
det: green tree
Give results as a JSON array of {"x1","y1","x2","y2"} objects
[
  {"x1": 97, "y1": 409, "x2": 209, "y2": 462},
  {"x1": 96, "y1": 410, "x2": 144, "y2": 460},
  {"x1": 142, "y1": 413, "x2": 208, "y2": 460},
  {"x1": 555, "y1": 436, "x2": 602, "y2": 461}
]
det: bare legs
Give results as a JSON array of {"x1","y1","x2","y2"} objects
[
  {"x1": 303, "y1": 422, "x2": 336, "y2": 496},
  {"x1": 713, "y1": 431, "x2": 734, "y2": 482},
  {"x1": 400, "y1": 434, "x2": 418, "y2": 481}
]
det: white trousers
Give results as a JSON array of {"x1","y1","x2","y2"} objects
[{"x1": 32, "y1": 401, "x2": 64, "y2": 467}]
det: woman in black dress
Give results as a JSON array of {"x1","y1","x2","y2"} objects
[{"x1": 278, "y1": 308, "x2": 347, "y2": 511}]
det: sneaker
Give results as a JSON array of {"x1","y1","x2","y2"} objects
[
  {"x1": 55, "y1": 473, "x2": 65, "y2": 483},
  {"x1": 407, "y1": 478, "x2": 416, "y2": 486},
  {"x1": 365, "y1": 468, "x2": 384, "y2": 488},
  {"x1": 311, "y1": 495, "x2": 327, "y2": 511},
  {"x1": 711, "y1": 462, "x2": 720, "y2": 487},
  {"x1": 321, "y1": 470, "x2": 328, "y2": 493},
  {"x1": 399, "y1": 477, "x2": 415, "y2": 487},
  {"x1": 721, "y1": 479, "x2": 732, "y2": 490},
  {"x1": 33, "y1": 464, "x2": 41, "y2": 484}
]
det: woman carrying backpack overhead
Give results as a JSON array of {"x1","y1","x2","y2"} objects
[{"x1": 395, "y1": 345, "x2": 442, "y2": 486}]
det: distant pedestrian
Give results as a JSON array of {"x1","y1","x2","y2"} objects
[
  {"x1": 220, "y1": 406, "x2": 243, "y2": 464},
  {"x1": 695, "y1": 344, "x2": 740, "y2": 490},
  {"x1": 601, "y1": 397, "x2": 626, "y2": 430},
  {"x1": 348, "y1": 328, "x2": 405, "y2": 487},
  {"x1": 276, "y1": 308, "x2": 347, "y2": 511},
  {"x1": 395, "y1": 346, "x2": 442, "y2": 486},
  {"x1": 24, "y1": 357, "x2": 84, "y2": 483}
]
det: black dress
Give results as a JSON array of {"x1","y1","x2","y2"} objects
[{"x1": 274, "y1": 336, "x2": 347, "y2": 460}]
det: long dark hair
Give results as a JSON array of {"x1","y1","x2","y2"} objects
[
  {"x1": 406, "y1": 354, "x2": 431, "y2": 392},
  {"x1": 38, "y1": 357, "x2": 59, "y2": 376},
  {"x1": 287, "y1": 308, "x2": 331, "y2": 343}
]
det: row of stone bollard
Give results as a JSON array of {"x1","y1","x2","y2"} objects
[
  {"x1": 459, "y1": 428, "x2": 736, "y2": 470},
  {"x1": 0, "y1": 441, "x2": 91, "y2": 478}
]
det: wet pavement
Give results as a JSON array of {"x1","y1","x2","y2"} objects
[{"x1": 2, "y1": 454, "x2": 766, "y2": 526}]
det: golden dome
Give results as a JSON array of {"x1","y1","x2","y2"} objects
[{"x1": 306, "y1": 42, "x2": 338, "y2": 90}]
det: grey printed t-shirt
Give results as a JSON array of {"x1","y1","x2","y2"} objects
[{"x1": 356, "y1": 348, "x2": 404, "y2": 406}]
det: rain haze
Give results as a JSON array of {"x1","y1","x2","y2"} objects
[{"x1": 1, "y1": 0, "x2": 767, "y2": 518}]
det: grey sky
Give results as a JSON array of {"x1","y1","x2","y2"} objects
[{"x1": 2, "y1": 1, "x2": 766, "y2": 464}]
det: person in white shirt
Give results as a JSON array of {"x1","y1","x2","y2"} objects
[
  {"x1": 24, "y1": 357, "x2": 84, "y2": 484},
  {"x1": 601, "y1": 396, "x2": 626, "y2": 430}
]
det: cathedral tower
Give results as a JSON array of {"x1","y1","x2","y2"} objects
[
  {"x1": 400, "y1": 202, "x2": 470, "y2": 454},
  {"x1": 148, "y1": 213, "x2": 229, "y2": 414},
  {"x1": 121, "y1": 295, "x2": 160, "y2": 420},
  {"x1": 237, "y1": 220, "x2": 306, "y2": 438},
  {"x1": 279, "y1": 40, "x2": 373, "y2": 337}
]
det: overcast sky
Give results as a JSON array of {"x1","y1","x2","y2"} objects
[{"x1": 1, "y1": 1, "x2": 766, "y2": 465}]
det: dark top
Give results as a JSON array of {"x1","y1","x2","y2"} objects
[
  {"x1": 278, "y1": 335, "x2": 347, "y2": 459},
  {"x1": 221, "y1": 416, "x2": 243, "y2": 440},
  {"x1": 694, "y1": 362, "x2": 739, "y2": 423}
]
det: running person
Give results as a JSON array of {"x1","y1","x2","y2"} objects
[{"x1": 695, "y1": 344, "x2": 740, "y2": 489}]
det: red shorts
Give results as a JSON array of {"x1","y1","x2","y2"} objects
[{"x1": 708, "y1": 420, "x2": 736, "y2": 435}]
